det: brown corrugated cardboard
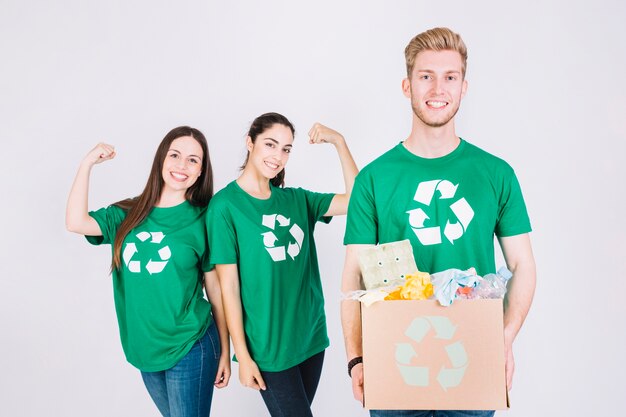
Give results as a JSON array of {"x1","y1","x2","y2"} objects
[{"x1": 361, "y1": 299, "x2": 509, "y2": 410}]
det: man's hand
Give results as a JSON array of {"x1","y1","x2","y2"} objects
[
  {"x1": 350, "y1": 362, "x2": 364, "y2": 403},
  {"x1": 504, "y1": 327, "x2": 516, "y2": 390}
]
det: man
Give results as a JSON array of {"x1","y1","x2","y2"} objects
[{"x1": 340, "y1": 27, "x2": 536, "y2": 417}]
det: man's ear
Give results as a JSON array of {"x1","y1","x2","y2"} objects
[{"x1": 401, "y1": 77, "x2": 411, "y2": 98}]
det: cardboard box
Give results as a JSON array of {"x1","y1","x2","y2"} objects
[{"x1": 361, "y1": 299, "x2": 509, "y2": 410}]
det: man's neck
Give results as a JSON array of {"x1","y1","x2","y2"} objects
[{"x1": 403, "y1": 118, "x2": 460, "y2": 158}]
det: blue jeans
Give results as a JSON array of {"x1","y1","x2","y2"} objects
[
  {"x1": 141, "y1": 323, "x2": 220, "y2": 417},
  {"x1": 259, "y1": 350, "x2": 325, "y2": 417},
  {"x1": 371, "y1": 411, "x2": 495, "y2": 417}
]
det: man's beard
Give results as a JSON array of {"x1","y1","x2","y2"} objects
[{"x1": 412, "y1": 100, "x2": 461, "y2": 128}]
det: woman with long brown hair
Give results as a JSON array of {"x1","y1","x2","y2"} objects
[
  {"x1": 206, "y1": 113, "x2": 358, "y2": 416},
  {"x1": 66, "y1": 126, "x2": 230, "y2": 417}
]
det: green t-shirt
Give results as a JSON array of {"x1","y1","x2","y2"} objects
[
  {"x1": 207, "y1": 181, "x2": 334, "y2": 372},
  {"x1": 87, "y1": 200, "x2": 213, "y2": 372},
  {"x1": 344, "y1": 140, "x2": 531, "y2": 276}
]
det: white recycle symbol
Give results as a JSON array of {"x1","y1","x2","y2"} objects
[
  {"x1": 122, "y1": 231, "x2": 171, "y2": 275},
  {"x1": 396, "y1": 316, "x2": 468, "y2": 391},
  {"x1": 406, "y1": 179, "x2": 474, "y2": 245},
  {"x1": 261, "y1": 214, "x2": 305, "y2": 262}
]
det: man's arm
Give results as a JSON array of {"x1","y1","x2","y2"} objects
[
  {"x1": 498, "y1": 233, "x2": 536, "y2": 390},
  {"x1": 340, "y1": 244, "x2": 372, "y2": 403}
]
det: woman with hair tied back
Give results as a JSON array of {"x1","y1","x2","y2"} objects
[
  {"x1": 206, "y1": 112, "x2": 359, "y2": 416},
  {"x1": 65, "y1": 127, "x2": 230, "y2": 417}
]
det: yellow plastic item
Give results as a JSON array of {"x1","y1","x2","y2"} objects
[{"x1": 385, "y1": 271, "x2": 433, "y2": 300}]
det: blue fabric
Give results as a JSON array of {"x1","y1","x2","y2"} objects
[
  {"x1": 141, "y1": 323, "x2": 220, "y2": 417},
  {"x1": 259, "y1": 350, "x2": 325, "y2": 417}
]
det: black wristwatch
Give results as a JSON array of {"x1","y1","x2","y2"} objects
[{"x1": 347, "y1": 356, "x2": 363, "y2": 377}]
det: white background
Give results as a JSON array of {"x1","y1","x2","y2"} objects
[{"x1": 1, "y1": 0, "x2": 625, "y2": 416}]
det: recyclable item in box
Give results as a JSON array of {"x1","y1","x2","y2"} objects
[
  {"x1": 358, "y1": 240, "x2": 418, "y2": 290},
  {"x1": 361, "y1": 299, "x2": 508, "y2": 410},
  {"x1": 471, "y1": 267, "x2": 513, "y2": 299},
  {"x1": 431, "y1": 268, "x2": 479, "y2": 306},
  {"x1": 385, "y1": 272, "x2": 433, "y2": 301}
]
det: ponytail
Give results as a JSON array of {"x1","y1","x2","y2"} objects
[{"x1": 240, "y1": 112, "x2": 295, "y2": 188}]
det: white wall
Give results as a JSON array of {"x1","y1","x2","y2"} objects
[{"x1": 1, "y1": 0, "x2": 624, "y2": 416}]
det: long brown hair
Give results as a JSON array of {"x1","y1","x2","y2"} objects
[
  {"x1": 240, "y1": 112, "x2": 295, "y2": 188},
  {"x1": 111, "y1": 126, "x2": 213, "y2": 271}
]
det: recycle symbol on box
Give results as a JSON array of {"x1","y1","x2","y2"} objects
[
  {"x1": 406, "y1": 179, "x2": 475, "y2": 245},
  {"x1": 395, "y1": 315, "x2": 468, "y2": 390},
  {"x1": 261, "y1": 214, "x2": 305, "y2": 262},
  {"x1": 122, "y1": 231, "x2": 171, "y2": 275}
]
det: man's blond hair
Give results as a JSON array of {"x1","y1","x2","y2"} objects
[{"x1": 405, "y1": 27, "x2": 468, "y2": 78}]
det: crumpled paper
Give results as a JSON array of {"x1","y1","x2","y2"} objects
[{"x1": 359, "y1": 289, "x2": 390, "y2": 307}]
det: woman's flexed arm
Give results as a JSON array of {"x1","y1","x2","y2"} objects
[
  {"x1": 308, "y1": 123, "x2": 358, "y2": 216},
  {"x1": 65, "y1": 143, "x2": 116, "y2": 235}
]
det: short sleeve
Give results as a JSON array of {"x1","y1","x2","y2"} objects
[
  {"x1": 302, "y1": 189, "x2": 335, "y2": 224},
  {"x1": 344, "y1": 172, "x2": 378, "y2": 245},
  {"x1": 495, "y1": 168, "x2": 532, "y2": 237},
  {"x1": 206, "y1": 199, "x2": 239, "y2": 265},
  {"x1": 85, "y1": 205, "x2": 127, "y2": 246},
  {"x1": 200, "y1": 232, "x2": 214, "y2": 273}
]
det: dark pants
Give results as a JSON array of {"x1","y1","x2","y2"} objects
[{"x1": 259, "y1": 350, "x2": 325, "y2": 417}]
